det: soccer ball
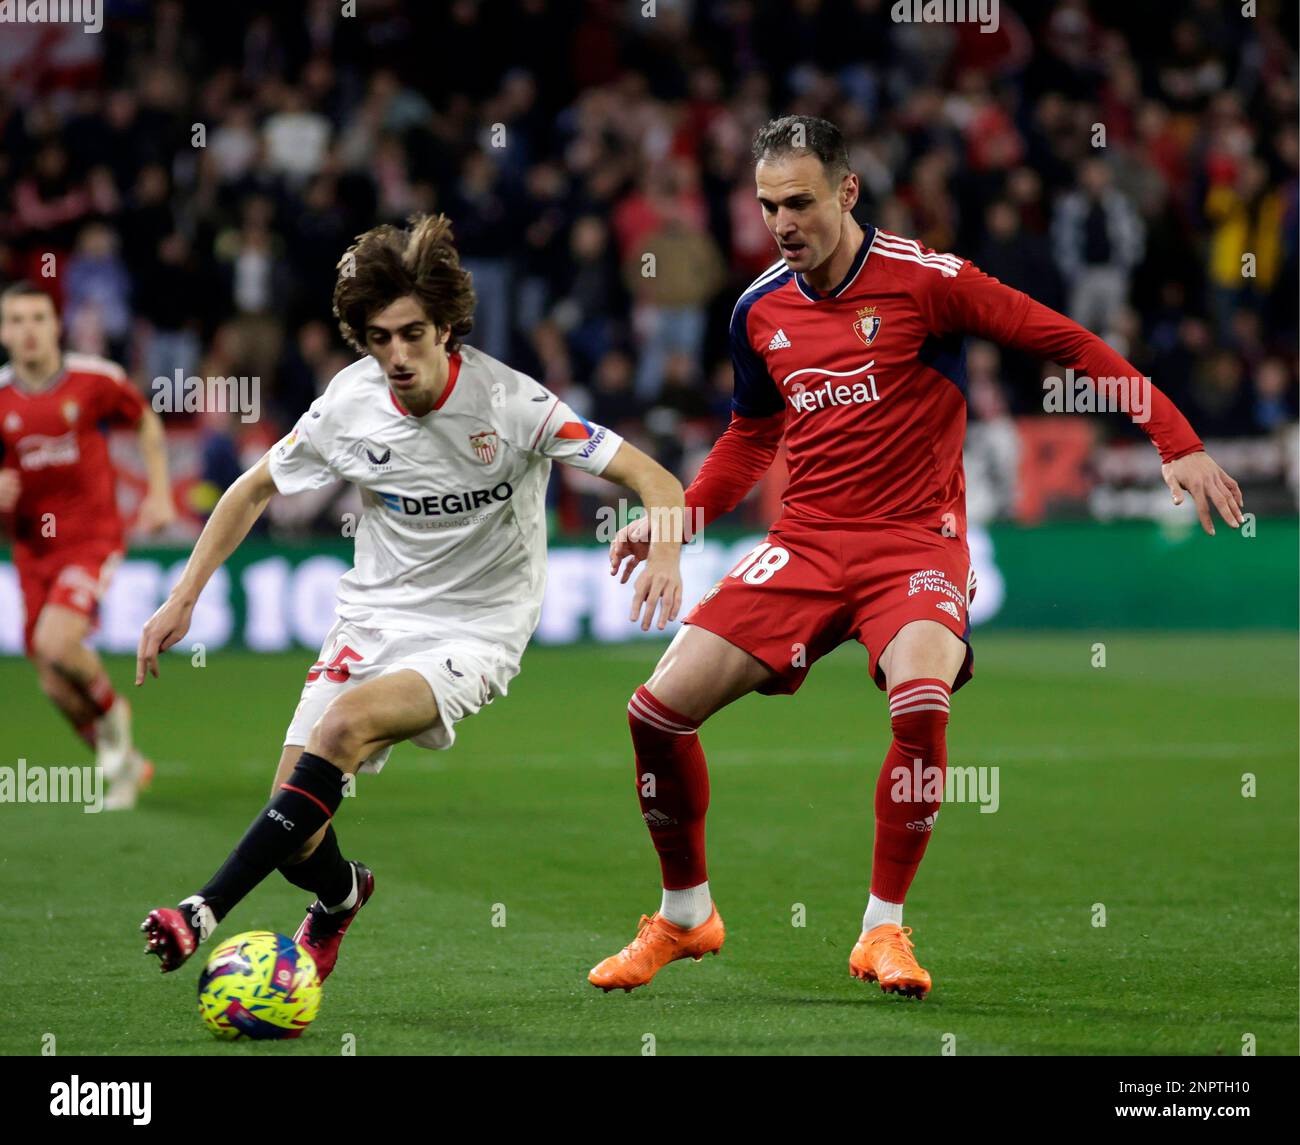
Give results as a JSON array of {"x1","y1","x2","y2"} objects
[{"x1": 197, "y1": 931, "x2": 322, "y2": 1040}]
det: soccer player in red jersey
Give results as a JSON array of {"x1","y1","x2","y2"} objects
[
  {"x1": 0, "y1": 281, "x2": 175, "y2": 809},
  {"x1": 590, "y1": 117, "x2": 1245, "y2": 998}
]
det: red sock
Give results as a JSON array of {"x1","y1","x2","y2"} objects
[
  {"x1": 85, "y1": 670, "x2": 116, "y2": 717},
  {"x1": 627, "y1": 686, "x2": 709, "y2": 890},
  {"x1": 870, "y1": 678, "x2": 951, "y2": 903},
  {"x1": 76, "y1": 721, "x2": 97, "y2": 748}
]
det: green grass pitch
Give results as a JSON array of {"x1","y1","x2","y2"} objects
[{"x1": 0, "y1": 632, "x2": 1295, "y2": 1056}]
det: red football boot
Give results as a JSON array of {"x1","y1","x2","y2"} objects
[
  {"x1": 140, "y1": 907, "x2": 200, "y2": 973},
  {"x1": 292, "y1": 862, "x2": 374, "y2": 983}
]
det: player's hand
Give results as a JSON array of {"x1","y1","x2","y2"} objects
[
  {"x1": 136, "y1": 489, "x2": 177, "y2": 533},
  {"x1": 629, "y1": 550, "x2": 683, "y2": 632},
  {"x1": 0, "y1": 469, "x2": 19, "y2": 513},
  {"x1": 1161, "y1": 450, "x2": 1245, "y2": 536},
  {"x1": 135, "y1": 594, "x2": 195, "y2": 685},
  {"x1": 609, "y1": 514, "x2": 652, "y2": 583}
]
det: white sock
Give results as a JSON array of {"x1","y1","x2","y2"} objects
[
  {"x1": 324, "y1": 865, "x2": 358, "y2": 914},
  {"x1": 660, "y1": 882, "x2": 712, "y2": 928},
  {"x1": 862, "y1": 894, "x2": 903, "y2": 934},
  {"x1": 179, "y1": 894, "x2": 216, "y2": 942}
]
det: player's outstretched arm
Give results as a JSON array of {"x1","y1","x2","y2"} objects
[
  {"x1": 134, "y1": 408, "x2": 177, "y2": 533},
  {"x1": 134, "y1": 452, "x2": 278, "y2": 684},
  {"x1": 937, "y1": 263, "x2": 1245, "y2": 535},
  {"x1": 600, "y1": 441, "x2": 686, "y2": 632},
  {"x1": 0, "y1": 468, "x2": 19, "y2": 515}
]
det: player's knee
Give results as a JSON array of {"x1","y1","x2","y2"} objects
[
  {"x1": 30, "y1": 627, "x2": 78, "y2": 674},
  {"x1": 629, "y1": 682, "x2": 703, "y2": 740},
  {"x1": 310, "y1": 697, "x2": 371, "y2": 766},
  {"x1": 639, "y1": 670, "x2": 704, "y2": 725}
]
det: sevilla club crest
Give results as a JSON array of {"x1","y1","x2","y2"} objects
[
  {"x1": 852, "y1": 307, "x2": 881, "y2": 347},
  {"x1": 469, "y1": 430, "x2": 498, "y2": 464}
]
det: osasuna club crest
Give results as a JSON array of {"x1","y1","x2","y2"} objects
[
  {"x1": 852, "y1": 306, "x2": 882, "y2": 347},
  {"x1": 61, "y1": 400, "x2": 80, "y2": 425},
  {"x1": 469, "y1": 430, "x2": 498, "y2": 464}
]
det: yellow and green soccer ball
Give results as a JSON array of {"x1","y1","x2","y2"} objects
[{"x1": 197, "y1": 931, "x2": 322, "y2": 1040}]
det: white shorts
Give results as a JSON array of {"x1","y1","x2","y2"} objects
[{"x1": 283, "y1": 619, "x2": 517, "y2": 774}]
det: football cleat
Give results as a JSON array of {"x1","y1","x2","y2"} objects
[
  {"x1": 849, "y1": 923, "x2": 932, "y2": 999},
  {"x1": 94, "y1": 697, "x2": 132, "y2": 782},
  {"x1": 292, "y1": 861, "x2": 374, "y2": 983},
  {"x1": 103, "y1": 747, "x2": 153, "y2": 812},
  {"x1": 588, "y1": 906, "x2": 725, "y2": 992},
  {"x1": 141, "y1": 906, "x2": 200, "y2": 973}
]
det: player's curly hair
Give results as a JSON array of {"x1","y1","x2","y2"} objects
[
  {"x1": 332, "y1": 213, "x2": 476, "y2": 354},
  {"x1": 751, "y1": 115, "x2": 850, "y2": 185}
]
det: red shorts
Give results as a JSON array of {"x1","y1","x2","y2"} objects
[
  {"x1": 686, "y1": 521, "x2": 975, "y2": 695},
  {"x1": 14, "y1": 542, "x2": 122, "y2": 654}
]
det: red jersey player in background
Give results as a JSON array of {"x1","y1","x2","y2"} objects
[
  {"x1": 0, "y1": 281, "x2": 175, "y2": 810},
  {"x1": 590, "y1": 117, "x2": 1244, "y2": 999}
]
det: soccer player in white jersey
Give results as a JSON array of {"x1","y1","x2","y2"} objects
[{"x1": 135, "y1": 215, "x2": 685, "y2": 981}]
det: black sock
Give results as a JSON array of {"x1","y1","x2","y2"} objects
[
  {"x1": 278, "y1": 824, "x2": 354, "y2": 908},
  {"x1": 197, "y1": 752, "x2": 347, "y2": 921}
]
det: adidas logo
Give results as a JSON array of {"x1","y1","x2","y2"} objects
[
  {"x1": 906, "y1": 811, "x2": 939, "y2": 832},
  {"x1": 767, "y1": 328, "x2": 791, "y2": 350},
  {"x1": 936, "y1": 600, "x2": 960, "y2": 621},
  {"x1": 642, "y1": 809, "x2": 677, "y2": 828}
]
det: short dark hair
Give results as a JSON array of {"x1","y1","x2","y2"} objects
[
  {"x1": 0, "y1": 281, "x2": 56, "y2": 310},
  {"x1": 332, "y1": 213, "x2": 476, "y2": 354},
  {"x1": 751, "y1": 116, "x2": 850, "y2": 185}
]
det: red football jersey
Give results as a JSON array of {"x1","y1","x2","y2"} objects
[
  {"x1": 0, "y1": 353, "x2": 147, "y2": 556},
  {"x1": 691, "y1": 226, "x2": 1203, "y2": 534}
]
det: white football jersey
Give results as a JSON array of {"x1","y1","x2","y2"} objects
[{"x1": 268, "y1": 345, "x2": 623, "y2": 661}]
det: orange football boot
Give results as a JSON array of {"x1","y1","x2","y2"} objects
[
  {"x1": 849, "y1": 923, "x2": 932, "y2": 999},
  {"x1": 589, "y1": 907, "x2": 725, "y2": 992}
]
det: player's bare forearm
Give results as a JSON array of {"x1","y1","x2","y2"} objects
[
  {"x1": 135, "y1": 410, "x2": 177, "y2": 531},
  {"x1": 636, "y1": 469, "x2": 688, "y2": 561},
  {"x1": 602, "y1": 440, "x2": 687, "y2": 553},
  {"x1": 599, "y1": 440, "x2": 685, "y2": 630},
  {"x1": 137, "y1": 410, "x2": 171, "y2": 498},
  {"x1": 0, "y1": 468, "x2": 19, "y2": 516},
  {"x1": 172, "y1": 453, "x2": 277, "y2": 601}
]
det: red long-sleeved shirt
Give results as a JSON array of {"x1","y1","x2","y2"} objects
[{"x1": 685, "y1": 227, "x2": 1202, "y2": 534}]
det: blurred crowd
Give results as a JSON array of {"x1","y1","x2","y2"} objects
[{"x1": 0, "y1": 0, "x2": 1296, "y2": 531}]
